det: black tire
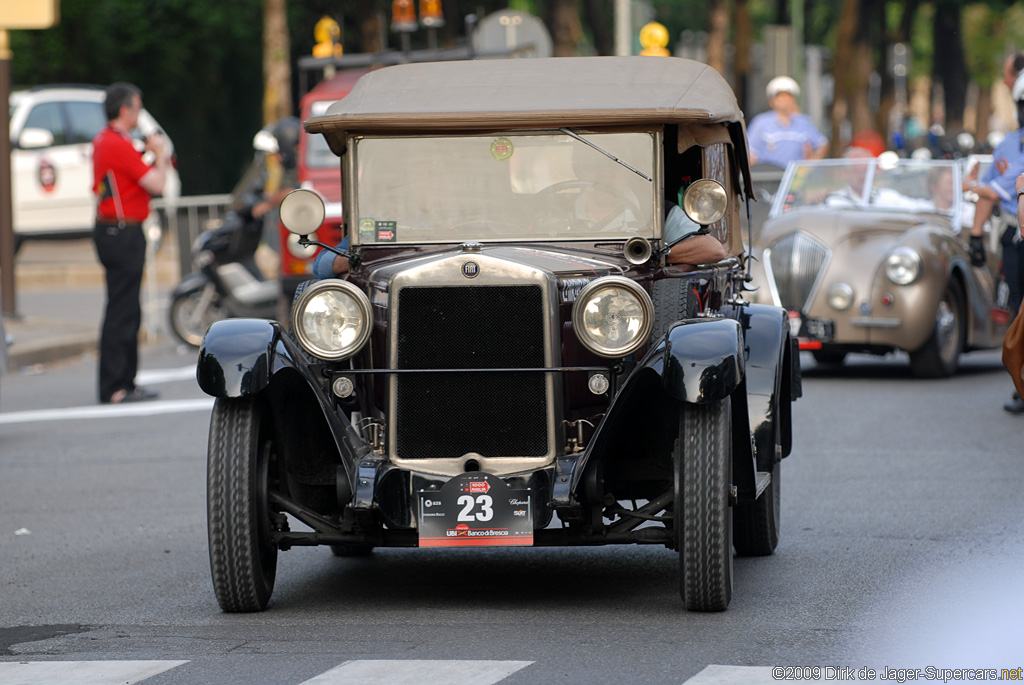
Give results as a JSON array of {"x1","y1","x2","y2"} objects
[
  {"x1": 208, "y1": 397, "x2": 279, "y2": 612},
  {"x1": 169, "y1": 286, "x2": 227, "y2": 347},
  {"x1": 675, "y1": 399, "x2": 733, "y2": 611},
  {"x1": 812, "y1": 349, "x2": 847, "y2": 366},
  {"x1": 733, "y1": 461, "x2": 780, "y2": 556},
  {"x1": 649, "y1": 277, "x2": 690, "y2": 345},
  {"x1": 909, "y1": 279, "x2": 964, "y2": 378}
]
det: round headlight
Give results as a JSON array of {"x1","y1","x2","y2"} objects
[
  {"x1": 572, "y1": 276, "x2": 654, "y2": 358},
  {"x1": 885, "y1": 247, "x2": 922, "y2": 285},
  {"x1": 682, "y1": 179, "x2": 728, "y2": 226},
  {"x1": 280, "y1": 188, "x2": 326, "y2": 235},
  {"x1": 292, "y1": 280, "x2": 372, "y2": 360},
  {"x1": 827, "y1": 282, "x2": 855, "y2": 311}
]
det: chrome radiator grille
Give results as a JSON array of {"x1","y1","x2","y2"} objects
[
  {"x1": 765, "y1": 233, "x2": 830, "y2": 311},
  {"x1": 393, "y1": 285, "x2": 548, "y2": 460}
]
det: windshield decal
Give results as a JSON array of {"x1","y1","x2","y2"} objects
[
  {"x1": 490, "y1": 137, "x2": 514, "y2": 161},
  {"x1": 359, "y1": 217, "x2": 376, "y2": 240},
  {"x1": 376, "y1": 220, "x2": 397, "y2": 242}
]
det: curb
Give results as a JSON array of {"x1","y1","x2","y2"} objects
[{"x1": 8, "y1": 333, "x2": 96, "y2": 368}]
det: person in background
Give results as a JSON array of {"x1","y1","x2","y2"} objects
[
  {"x1": 746, "y1": 76, "x2": 829, "y2": 168},
  {"x1": 92, "y1": 82, "x2": 170, "y2": 404},
  {"x1": 966, "y1": 58, "x2": 1024, "y2": 414}
]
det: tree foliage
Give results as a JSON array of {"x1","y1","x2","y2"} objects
[{"x1": 11, "y1": 0, "x2": 1024, "y2": 194}]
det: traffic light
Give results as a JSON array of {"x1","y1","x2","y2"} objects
[
  {"x1": 420, "y1": 0, "x2": 445, "y2": 28},
  {"x1": 391, "y1": 0, "x2": 417, "y2": 32}
]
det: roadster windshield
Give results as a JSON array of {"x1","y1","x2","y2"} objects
[
  {"x1": 350, "y1": 131, "x2": 658, "y2": 245},
  {"x1": 771, "y1": 158, "x2": 961, "y2": 220}
]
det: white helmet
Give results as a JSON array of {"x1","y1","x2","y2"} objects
[
  {"x1": 766, "y1": 75, "x2": 800, "y2": 99},
  {"x1": 1013, "y1": 70, "x2": 1024, "y2": 102}
]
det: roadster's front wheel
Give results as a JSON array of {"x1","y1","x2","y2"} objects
[
  {"x1": 909, "y1": 279, "x2": 964, "y2": 378},
  {"x1": 674, "y1": 399, "x2": 733, "y2": 611},
  {"x1": 208, "y1": 397, "x2": 279, "y2": 612}
]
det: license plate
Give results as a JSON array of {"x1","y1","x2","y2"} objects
[{"x1": 418, "y1": 473, "x2": 533, "y2": 547}]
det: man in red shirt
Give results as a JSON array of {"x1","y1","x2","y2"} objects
[{"x1": 92, "y1": 82, "x2": 171, "y2": 404}]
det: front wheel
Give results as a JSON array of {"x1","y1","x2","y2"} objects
[
  {"x1": 909, "y1": 279, "x2": 964, "y2": 378},
  {"x1": 674, "y1": 399, "x2": 733, "y2": 611},
  {"x1": 170, "y1": 283, "x2": 227, "y2": 347},
  {"x1": 208, "y1": 397, "x2": 280, "y2": 612}
]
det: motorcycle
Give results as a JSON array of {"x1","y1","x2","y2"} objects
[{"x1": 168, "y1": 192, "x2": 280, "y2": 346}]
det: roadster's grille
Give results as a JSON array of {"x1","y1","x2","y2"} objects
[
  {"x1": 395, "y1": 285, "x2": 548, "y2": 459},
  {"x1": 766, "y1": 233, "x2": 830, "y2": 311}
]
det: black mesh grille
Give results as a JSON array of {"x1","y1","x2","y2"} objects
[{"x1": 395, "y1": 285, "x2": 548, "y2": 459}]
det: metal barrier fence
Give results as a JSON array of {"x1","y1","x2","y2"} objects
[{"x1": 152, "y1": 193, "x2": 233, "y2": 279}]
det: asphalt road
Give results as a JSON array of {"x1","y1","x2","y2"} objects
[{"x1": 0, "y1": 343, "x2": 1021, "y2": 684}]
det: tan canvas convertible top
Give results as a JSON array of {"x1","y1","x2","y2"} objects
[{"x1": 305, "y1": 56, "x2": 753, "y2": 196}]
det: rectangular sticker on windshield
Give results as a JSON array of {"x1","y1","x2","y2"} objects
[{"x1": 375, "y1": 220, "x2": 396, "y2": 242}]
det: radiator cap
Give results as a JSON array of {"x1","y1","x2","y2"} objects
[{"x1": 460, "y1": 241, "x2": 483, "y2": 253}]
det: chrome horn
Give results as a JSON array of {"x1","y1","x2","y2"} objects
[{"x1": 623, "y1": 236, "x2": 653, "y2": 265}]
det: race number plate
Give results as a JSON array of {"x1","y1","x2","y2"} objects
[{"x1": 418, "y1": 473, "x2": 533, "y2": 547}]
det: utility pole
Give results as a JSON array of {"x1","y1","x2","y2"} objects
[
  {"x1": 614, "y1": 0, "x2": 631, "y2": 56},
  {"x1": 0, "y1": 1, "x2": 60, "y2": 318}
]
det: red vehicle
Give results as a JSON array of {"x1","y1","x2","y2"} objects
[{"x1": 279, "y1": 68, "x2": 372, "y2": 300}]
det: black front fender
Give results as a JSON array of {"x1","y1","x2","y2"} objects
[
  {"x1": 171, "y1": 271, "x2": 210, "y2": 299},
  {"x1": 197, "y1": 318, "x2": 290, "y2": 397},
  {"x1": 661, "y1": 317, "x2": 745, "y2": 403}
]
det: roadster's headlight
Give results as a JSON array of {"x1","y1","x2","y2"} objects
[
  {"x1": 682, "y1": 179, "x2": 728, "y2": 226},
  {"x1": 572, "y1": 276, "x2": 653, "y2": 358},
  {"x1": 828, "y1": 283, "x2": 854, "y2": 311},
  {"x1": 292, "y1": 280, "x2": 372, "y2": 360},
  {"x1": 885, "y1": 247, "x2": 922, "y2": 285}
]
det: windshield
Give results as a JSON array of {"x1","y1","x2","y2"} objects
[
  {"x1": 772, "y1": 159, "x2": 961, "y2": 220},
  {"x1": 350, "y1": 131, "x2": 658, "y2": 245}
]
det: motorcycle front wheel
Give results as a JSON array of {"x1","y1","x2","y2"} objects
[{"x1": 170, "y1": 284, "x2": 227, "y2": 347}]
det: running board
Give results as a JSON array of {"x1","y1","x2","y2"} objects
[{"x1": 754, "y1": 470, "x2": 772, "y2": 499}]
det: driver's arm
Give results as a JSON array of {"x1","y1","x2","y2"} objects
[{"x1": 667, "y1": 234, "x2": 727, "y2": 265}]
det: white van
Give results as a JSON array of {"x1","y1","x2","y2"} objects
[{"x1": 9, "y1": 85, "x2": 181, "y2": 249}]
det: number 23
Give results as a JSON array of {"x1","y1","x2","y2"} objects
[{"x1": 457, "y1": 494, "x2": 493, "y2": 521}]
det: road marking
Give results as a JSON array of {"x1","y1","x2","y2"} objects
[
  {"x1": 137, "y1": 366, "x2": 198, "y2": 385},
  {"x1": 0, "y1": 399, "x2": 214, "y2": 425},
  {"x1": 299, "y1": 660, "x2": 534, "y2": 684},
  {"x1": 683, "y1": 665, "x2": 793, "y2": 683},
  {"x1": 0, "y1": 660, "x2": 188, "y2": 684}
]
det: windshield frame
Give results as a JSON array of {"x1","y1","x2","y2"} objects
[{"x1": 343, "y1": 127, "x2": 664, "y2": 247}]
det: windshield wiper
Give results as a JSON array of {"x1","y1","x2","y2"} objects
[{"x1": 559, "y1": 128, "x2": 652, "y2": 182}]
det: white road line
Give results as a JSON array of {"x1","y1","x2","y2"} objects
[
  {"x1": 0, "y1": 399, "x2": 214, "y2": 425},
  {"x1": 0, "y1": 660, "x2": 188, "y2": 684},
  {"x1": 299, "y1": 660, "x2": 534, "y2": 685},
  {"x1": 137, "y1": 366, "x2": 198, "y2": 385},
  {"x1": 684, "y1": 665, "x2": 798, "y2": 684}
]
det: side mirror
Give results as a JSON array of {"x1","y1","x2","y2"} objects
[
  {"x1": 18, "y1": 128, "x2": 54, "y2": 150},
  {"x1": 280, "y1": 188, "x2": 326, "y2": 236}
]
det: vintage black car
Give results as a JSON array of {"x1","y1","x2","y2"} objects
[{"x1": 197, "y1": 56, "x2": 801, "y2": 613}]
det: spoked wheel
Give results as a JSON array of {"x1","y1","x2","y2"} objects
[
  {"x1": 207, "y1": 397, "x2": 280, "y2": 612},
  {"x1": 909, "y1": 279, "x2": 964, "y2": 378},
  {"x1": 170, "y1": 284, "x2": 227, "y2": 347},
  {"x1": 674, "y1": 399, "x2": 733, "y2": 611}
]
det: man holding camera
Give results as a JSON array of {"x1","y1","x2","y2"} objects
[{"x1": 92, "y1": 82, "x2": 171, "y2": 404}]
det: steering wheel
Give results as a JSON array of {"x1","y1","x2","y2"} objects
[{"x1": 536, "y1": 180, "x2": 644, "y2": 233}]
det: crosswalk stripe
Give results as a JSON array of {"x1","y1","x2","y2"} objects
[
  {"x1": 683, "y1": 665, "x2": 784, "y2": 684},
  {"x1": 0, "y1": 660, "x2": 188, "y2": 684},
  {"x1": 298, "y1": 660, "x2": 534, "y2": 685},
  {"x1": 0, "y1": 399, "x2": 214, "y2": 425}
]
